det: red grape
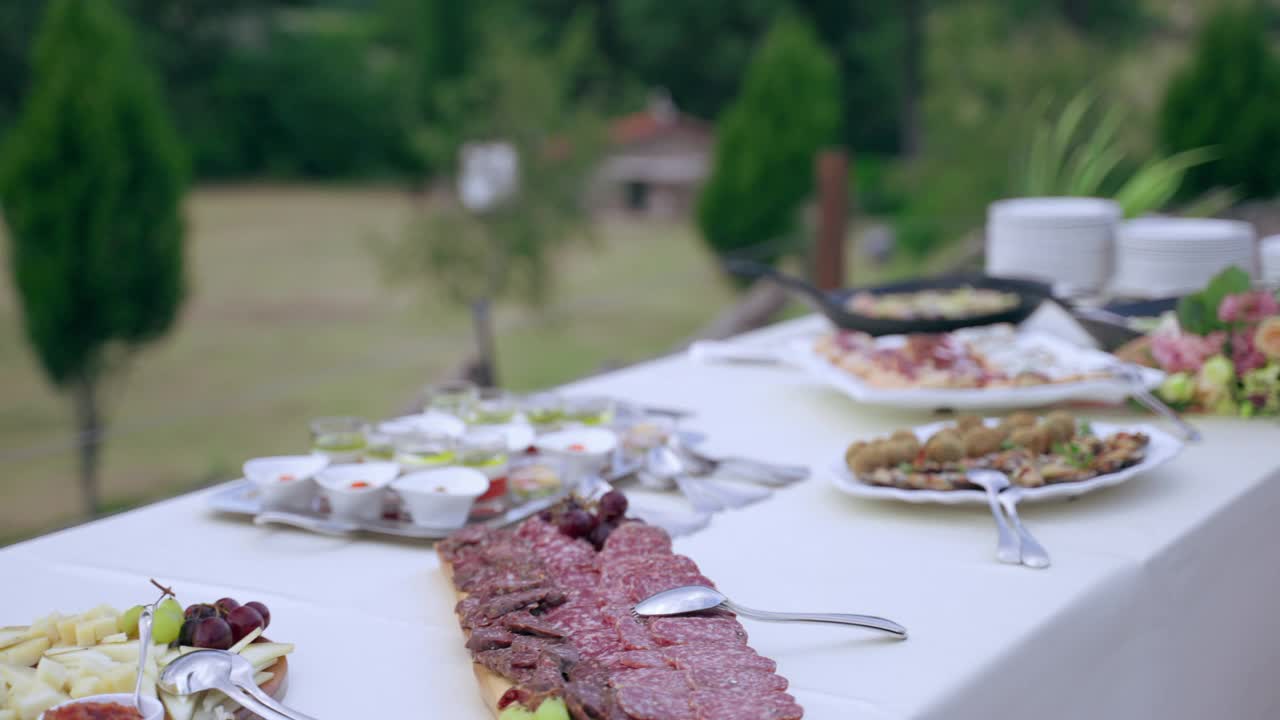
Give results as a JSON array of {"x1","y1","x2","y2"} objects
[
  {"x1": 587, "y1": 520, "x2": 617, "y2": 550},
  {"x1": 178, "y1": 619, "x2": 196, "y2": 647},
  {"x1": 192, "y1": 617, "x2": 233, "y2": 650},
  {"x1": 598, "y1": 491, "x2": 628, "y2": 520},
  {"x1": 184, "y1": 604, "x2": 217, "y2": 621},
  {"x1": 214, "y1": 598, "x2": 240, "y2": 616},
  {"x1": 225, "y1": 606, "x2": 264, "y2": 642},
  {"x1": 244, "y1": 601, "x2": 271, "y2": 630},
  {"x1": 557, "y1": 508, "x2": 597, "y2": 539}
]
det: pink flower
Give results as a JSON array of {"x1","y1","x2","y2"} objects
[
  {"x1": 1151, "y1": 330, "x2": 1227, "y2": 373},
  {"x1": 1219, "y1": 291, "x2": 1280, "y2": 324},
  {"x1": 1232, "y1": 330, "x2": 1268, "y2": 374}
]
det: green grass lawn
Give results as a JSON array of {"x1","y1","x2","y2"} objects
[{"x1": 0, "y1": 185, "x2": 737, "y2": 543}]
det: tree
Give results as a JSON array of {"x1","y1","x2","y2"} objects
[
  {"x1": 1, "y1": 0, "x2": 188, "y2": 515},
  {"x1": 380, "y1": 0, "x2": 476, "y2": 144},
  {"x1": 380, "y1": 18, "x2": 603, "y2": 385},
  {"x1": 696, "y1": 14, "x2": 840, "y2": 268},
  {"x1": 1160, "y1": 4, "x2": 1280, "y2": 200}
]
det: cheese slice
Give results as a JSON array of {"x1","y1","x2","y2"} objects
[{"x1": 0, "y1": 638, "x2": 50, "y2": 668}]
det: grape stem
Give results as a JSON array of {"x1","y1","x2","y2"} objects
[{"x1": 149, "y1": 578, "x2": 176, "y2": 603}]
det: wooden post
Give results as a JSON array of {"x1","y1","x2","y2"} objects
[{"x1": 815, "y1": 149, "x2": 849, "y2": 291}]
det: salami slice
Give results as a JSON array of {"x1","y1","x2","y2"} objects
[
  {"x1": 664, "y1": 643, "x2": 777, "y2": 673},
  {"x1": 691, "y1": 690, "x2": 804, "y2": 720},
  {"x1": 648, "y1": 616, "x2": 749, "y2": 647},
  {"x1": 602, "y1": 522, "x2": 673, "y2": 557},
  {"x1": 613, "y1": 668, "x2": 696, "y2": 720}
]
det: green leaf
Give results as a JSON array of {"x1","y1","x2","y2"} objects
[
  {"x1": 1177, "y1": 295, "x2": 1216, "y2": 335},
  {"x1": 1177, "y1": 266, "x2": 1253, "y2": 333},
  {"x1": 1179, "y1": 187, "x2": 1241, "y2": 217},
  {"x1": 1114, "y1": 147, "x2": 1218, "y2": 217}
]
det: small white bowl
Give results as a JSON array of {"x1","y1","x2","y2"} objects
[
  {"x1": 41, "y1": 693, "x2": 164, "y2": 720},
  {"x1": 244, "y1": 455, "x2": 329, "y2": 512},
  {"x1": 392, "y1": 467, "x2": 489, "y2": 528},
  {"x1": 316, "y1": 462, "x2": 400, "y2": 521},
  {"x1": 378, "y1": 411, "x2": 466, "y2": 438},
  {"x1": 536, "y1": 427, "x2": 618, "y2": 480}
]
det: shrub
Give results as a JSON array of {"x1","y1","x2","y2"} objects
[
  {"x1": 696, "y1": 13, "x2": 840, "y2": 267},
  {"x1": 189, "y1": 29, "x2": 419, "y2": 179},
  {"x1": 1160, "y1": 5, "x2": 1280, "y2": 199}
]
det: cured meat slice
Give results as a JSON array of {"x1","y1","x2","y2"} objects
[
  {"x1": 685, "y1": 666, "x2": 789, "y2": 692},
  {"x1": 649, "y1": 616, "x2": 749, "y2": 647},
  {"x1": 664, "y1": 643, "x2": 777, "y2": 673},
  {"x1": 612, "y1": 668, "x2": 696, "y2": 720},
  {"x1": 571, "y1": 627, "x2": 625, "y2": 660},
  {"x1": 601, "y1": 522, "x2": 672, "y2": 557},
  {"x1": 600, "y1": 554, "x2": 712, "y2": 605},
  {"x1": 596, "y1": 649, "x2": 671, "y2": 671},
  {"x1": 691, "y1": 690, "x2": 804, "y2": 720}
]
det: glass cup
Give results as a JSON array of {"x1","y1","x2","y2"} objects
[
  {"x1": 361, "y1": 431, "x2": 396, "y2": 462},
  {"x1": 522, "y1": 393, "x2": 565, "y2": 428},
  {"x1": 564, "y1": 396, "x2": 615, "y2": 426},
  {"x1": 457, "y1": 428, "x2": 511, "y2": 515},
  {"x1": 427, "y1": 380, "x2": 479, "y2": 419},
  {"x1": 469, "y1": 388, "x2": 518, "y2": 425},
  {"x1": 392, "y1": 430, "x2": 457, "y2": 469},
  {"x1": 620, "y1": 416, "x2": 675, "y2": 457},
  {"x1": 508, "y1": 456, "x2": 565, "y2": 504},
  {"x1": 310, "y1": 416, "x2": 369, "y2": 462}
]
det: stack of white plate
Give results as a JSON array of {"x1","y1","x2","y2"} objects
[
  {"x1": 986, "y1": 197, "x2": 1121, "y2": 292},
  {"x1": 1111, "y1": 218, "x2": 1257, "y2": 298},
  {"x1": 1261, "y1": 235, "x2": 1280, "y2": 287}
]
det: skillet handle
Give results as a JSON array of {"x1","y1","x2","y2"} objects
[{"x1": 723, "y1": 259, "x2": 840, "y2": 312}]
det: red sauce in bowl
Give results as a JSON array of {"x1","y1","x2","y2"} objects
[{"x1": 43, "y1": 702, "x2": 144, "y2": 720}]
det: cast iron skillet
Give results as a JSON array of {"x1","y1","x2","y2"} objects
[
  {"x1": 727, "y1": 259, "x2": 1052, "y2": 335},
  {"x1": 1071, "y1": 297, "x2": 1180, "y2": 351}
]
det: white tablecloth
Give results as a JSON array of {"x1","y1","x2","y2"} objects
[{"x1": 4, "y1": 316, "x2": 1279, "y2": 720}]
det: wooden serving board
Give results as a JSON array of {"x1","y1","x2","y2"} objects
[
  {"x1": 229, "y1": 656, "x2": 289, "y2": 720},
  {"x1": 439, "y1": 555, "x2": 514, "y2": 719}
]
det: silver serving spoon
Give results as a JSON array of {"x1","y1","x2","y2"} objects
[
  {"x1": 634, "y1": 585, "x2": 908, "y2": 639},
  {"x1": 160, "y1": 649, "x2": 318, "y2": 720},
  {"x1": 646, "y1": 445, "x2": 727, "y2": 513},
  {"x1": 968, "y1": 470, "x2": 1050, "y2": 569},
  {"x1": 999, "y1": 486, "x2": 1051, "y2": 569},
  {"x1": 133, "y1": 606, "x2": 153, "y2": 711},
  {"x1": 1109, "y1": 363, "x2": 1201, "y2": 443}
]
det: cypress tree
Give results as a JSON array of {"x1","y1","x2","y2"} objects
[
  {"x1": 696, "y1": 13, "x2": 841, "y2": 268},
  {"x1": 1, "y1": 0, "x2": 188, "y2": 515}
]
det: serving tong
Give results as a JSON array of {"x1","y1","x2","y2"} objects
[{"x1": 161, "y1": 650, "x2": 317, "y2": 720}]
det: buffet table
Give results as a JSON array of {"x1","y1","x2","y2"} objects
[{"x1": 4, "y1": 316, "x2": 1279, "y2": 720}]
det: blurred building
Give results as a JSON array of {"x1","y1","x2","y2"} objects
[{"x1": 593, "y1": 91, "x2": 713, "y2": 219}]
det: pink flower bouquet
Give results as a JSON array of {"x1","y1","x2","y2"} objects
[{"x1": 1125, "y1": 267, "x2": 1280, "y2": 417}]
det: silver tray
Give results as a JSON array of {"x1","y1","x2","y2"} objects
[{"x1": 208, "y1": 479, "x2": 570, "y2": 540}]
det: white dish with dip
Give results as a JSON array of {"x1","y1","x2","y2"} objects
[
  {"x1": 243, "y1": 455, "x2": 328, "y2": 512},
  {"x1": 316, "y1": 462, "x2": 400, "y2": 521},
  {"x1": 392, "y1": 466, "x2": 489, "y2": 528},
  {"x1": 41, "y1": 694, "x2": 165, "y2": 720},
  {"x1": 536, "y1": 427, "x2": 618, "y2": 482}
]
